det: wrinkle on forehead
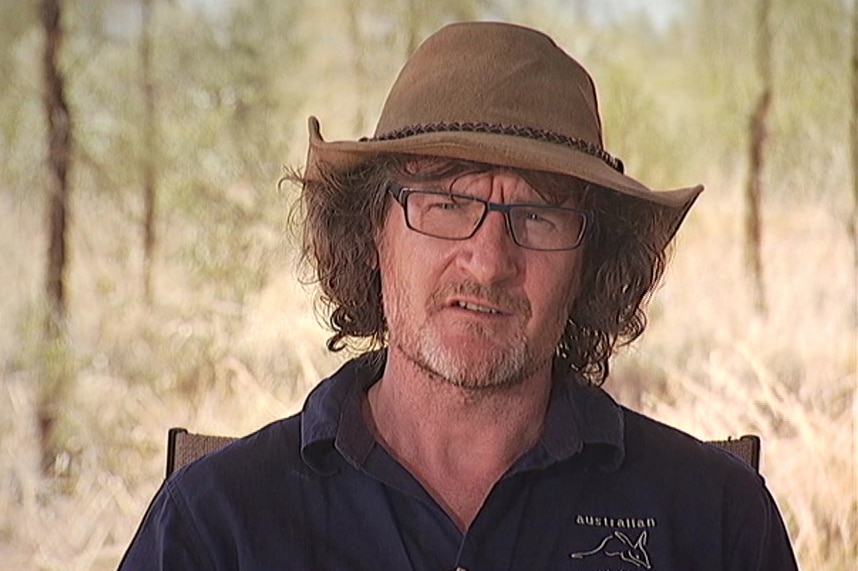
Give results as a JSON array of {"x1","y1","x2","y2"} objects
[{"x1": 394, "y1": 155, "x2": 588, "y2": 207}]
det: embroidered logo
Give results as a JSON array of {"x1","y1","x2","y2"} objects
[{"x1": 569, "y1": 530, "x2": 652, "y2": 569}]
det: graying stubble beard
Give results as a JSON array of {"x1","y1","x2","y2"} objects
[
  {"x1": 386, "y1": 285, "x2": 531, "y2": 391},
  {"x1": 395, "y1": 317, "x2": 547, "y2": 393}
]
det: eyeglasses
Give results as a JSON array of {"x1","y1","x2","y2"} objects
[{"x1": 388, "y1": 186, "x2": 590, "y2": 251}]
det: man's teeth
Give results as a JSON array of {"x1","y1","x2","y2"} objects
[{"x1": 456, "y1": 301, "x2": 499, "y2": 314}]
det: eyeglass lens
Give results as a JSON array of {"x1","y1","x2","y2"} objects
[{"x1": 400, "y1": 190, "x2": 586, "y2": 251}]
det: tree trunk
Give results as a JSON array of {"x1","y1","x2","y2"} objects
[
  {"x1": 850, "y1": 0, "x2": 858, "y2": 308},
  {"x1": 141, "y1": 0, "x2": 157, "y2": 305},
  {"x1": 744, "y1": 0, "x2": 772, "y2": 315},
  {"x1": 39, "y1": 0, "x2": 74, "y2": 476}
]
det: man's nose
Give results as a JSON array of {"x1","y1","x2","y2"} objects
[{"x1": 456, "y1": 209, "x2": 521, "y2": 283}]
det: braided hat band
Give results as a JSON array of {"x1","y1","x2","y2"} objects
[{"x1": 363, "y1": 122, "x2": 625, "y2": 174}]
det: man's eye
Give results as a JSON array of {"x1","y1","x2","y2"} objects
[
  {"x1": 425, "y1": 196, "x2": 466, "y2": 211},
  {"x1": 523, "y1": 210, "x2": 555, "y2": 226}
]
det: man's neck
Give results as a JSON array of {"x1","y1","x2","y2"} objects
[{"x1": 365, "y1": 349, "x2": 554, "y2": 530}]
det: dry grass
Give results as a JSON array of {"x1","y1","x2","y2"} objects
[
  {"x1": 0, "y1": 181, "x2": 855, "y2": 570},
  {"x1": 613, "y1": 185, "x2": 857, "y2": 569}
]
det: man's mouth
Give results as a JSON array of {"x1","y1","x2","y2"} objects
[
  {"x1": 431, "y1": 282, "x2": 531, "y2": 320},
  {"x1": 454, "y1": 300, "x2": 502, "y2": 315}
]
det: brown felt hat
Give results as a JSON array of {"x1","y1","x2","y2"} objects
[{"x1": 306, "y1": 21, "x2": 702, "y2": 242}]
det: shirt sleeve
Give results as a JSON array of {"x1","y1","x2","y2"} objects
[
  {"x1": 725, "y1": 478, "x2": 799, "y2": 571},
  {"x1": 117, "y1": 480, "x2": 214, "y2": 571}
]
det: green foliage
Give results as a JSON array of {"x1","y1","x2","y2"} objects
[
  {"x1": 1, "y1": 0, "x2": 850, "y2": 363},
  {"x1": 676, "y1": 0, "x2": 852, "y2": 199},
  {"x1": 0, "y1": 0, "x2": 851, "y2": 400},
  {"x1": 0, "y1": 0, "x2": 37, "y2": 93}
]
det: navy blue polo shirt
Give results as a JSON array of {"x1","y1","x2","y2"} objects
[{"x1": 119, "y1": 354, "x2": 797, "y2": 570}]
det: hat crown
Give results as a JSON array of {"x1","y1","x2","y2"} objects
[{"x1": 375, "y1": 22, "x2": 604, "y2": 149}]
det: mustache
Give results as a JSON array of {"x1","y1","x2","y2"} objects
[{"x1": 429, "y1": 281, "x2": 531, "y2": 318}]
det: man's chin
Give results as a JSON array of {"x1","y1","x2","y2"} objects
[
  {"x1": 415, "y1": 342, "x2": 531, "y2": 391},
  {"x1": 436, "y1": 327, "x2": 519, "y2": 352}
]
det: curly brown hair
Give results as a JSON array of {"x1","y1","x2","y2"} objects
[{"x1": 290, "y1": 154, "x2": 672, "y2": 386}]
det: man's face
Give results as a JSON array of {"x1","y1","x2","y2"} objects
[{"x1": 377, "y1": 167, "x2": 585, "y2": 391}]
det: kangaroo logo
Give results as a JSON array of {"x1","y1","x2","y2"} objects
[{"x1": 569, "y1": 530, "x2": 652, "y2": 569}]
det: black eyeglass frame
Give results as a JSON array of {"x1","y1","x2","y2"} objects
[{"x1": 387, "y1": 185, "x2": 592, "y2": 251}]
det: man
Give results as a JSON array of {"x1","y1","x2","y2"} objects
[{"x1": 120, "y1": 22, "x2": 798, "y2": 570}]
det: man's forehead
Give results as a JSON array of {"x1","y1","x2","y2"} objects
[
  {"x1": 396, "y1": 155, "x2": 589, "y2": 204},
  {"x1": 397, "y1": 156, "x2": 538, "y2": 190}
]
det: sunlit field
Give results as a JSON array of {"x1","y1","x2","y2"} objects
[{"x1": 0, "y1": 172, "x2": 854, "y2": 569}]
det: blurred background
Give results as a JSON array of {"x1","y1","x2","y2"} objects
[{"x1": 1, "y1": 0, "x2": 855, "y2": 568}]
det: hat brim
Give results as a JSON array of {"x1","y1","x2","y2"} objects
[{"x1": 305, "y1": 116, "x2": 703, "y2": 245}]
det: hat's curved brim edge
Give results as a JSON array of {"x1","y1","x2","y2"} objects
[{"x1": 306, "y1": 117, "x2": 703, "y2": 212}]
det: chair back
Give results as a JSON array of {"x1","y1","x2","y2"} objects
[
  {"x1": 707, "y1": 434, "x2": 761, "y2": 471},
  {"x1": 166, "y1": 427, "x2": 238, "y2": 478},
  {"x1": 165, "y1": 427, "x2": 761, "y2": 478}
]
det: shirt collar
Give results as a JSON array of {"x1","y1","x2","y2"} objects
[
  {"x1": 300, "y1": 352, "x2": 383, "y2": 474},
  {"x1": 540, "y1": 368, "x2": 625, "y2": 471},
  {"x1": 300, "y1": 353, "x2": 625, "y2": 474}
]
